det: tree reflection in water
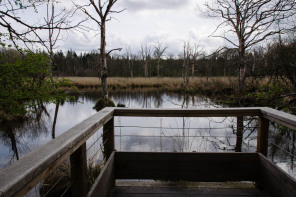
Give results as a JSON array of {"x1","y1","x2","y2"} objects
[
  {"x1": 0, "y1": 88, "x2": 295, "y2": 179},
  {"x1": 0, "y1": 110, "x2": 50, "y2": 168}
]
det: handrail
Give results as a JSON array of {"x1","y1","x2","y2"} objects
[
  {"x1": 0, "y1": 108, "x2": 114, "y2": 197},
  {"x1": 0, "y1": 107, "x2": 295, "y2": 197},
  {"x1": 260, "y1": 107, "x2": 296, "y2": 130},
  {"x1": 113, "y1": 107, "x2": 296, "y2": 130},
  {"x1": 113, "y1": 107, "x2": 262, "y2": 117}
]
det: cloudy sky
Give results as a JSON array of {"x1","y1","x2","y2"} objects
[
  {"x1": 1, "y1": 0, "x2": 227, "y2": 55},
  {"x1": 59, "y1": 0, "x2": 224, "y2": 55}
]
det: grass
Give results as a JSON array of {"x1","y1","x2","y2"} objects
[
  {"x1": 60, "y1": 76, "x2": 278, "y2": 97},
  {"x1": 62, "y1": 77, "x2": 238, "y2": 92}
]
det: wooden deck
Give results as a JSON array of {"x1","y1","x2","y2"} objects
[
  {"x1": 111, "y1": 181, "x2": 269, "y2": 197},
  {"x1": 111, "y1": 186, "x2": 268, "y2": 197},
  {"x1": 1, "y1": 107, "x2": 296, "y2": 197},
  {"x1": 87, "y1": 151, "x2": 296, "y2": 197}
]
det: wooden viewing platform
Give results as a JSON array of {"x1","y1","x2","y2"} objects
[
  {"x1": 90, "y1": 151, "x2": 295, "y2": 197},
  {"x1": 0, "y1": 107, "x2": 296, "y2": 197}
]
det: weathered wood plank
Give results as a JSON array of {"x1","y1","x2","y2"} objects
[
  {"x1": 258, "y1": 153, "x2": 296, "y2": 197},
  {"x1": 113, "y1": 107, "x2": 262, "y2": 117},
  {"x1": 70, "y1": 143, "x2": 88, "y2": 197},
  {"x1": 111, "y1": 186, "x2": 268, "y2": 197},
  {"x1": 257, "y1": 117, "x2": 269, "y2": 156},
  {"x1": 115, "y1": 152, "x2": 259, "y2": 182},
  {"x1": 0, "y1": 108, "x2": 114, "y2": 197},
  {"x1": 87, "y1": 152, "x2": 115, "y2": 197},
  {"x1": 103, "y1": 117, "x2": 114, "y2": 159},
  {"x1": 260, "y1": 107, "x2": 296, "y2": 130}
]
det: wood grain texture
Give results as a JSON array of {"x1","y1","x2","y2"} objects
[
  {"x1": 260, "y1": 107, "x2": 296, "y2": 130},
  {"x1": 115, "y1": 152, "x2": 259, "y2": 182},
  {"x1": 70, "y1": 143, "x2": 88, "y2": 197},
  {"x1": 257, "y1": 117, "x2": 269, "y2": 156},
  {"x1": 111, "y1": 186, "x2": 268, "y2": 197},
  {"x1": 113, "y1": 107, "x2": 262, "y2": 117}
]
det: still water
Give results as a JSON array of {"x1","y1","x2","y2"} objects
[{"x1": 0, "y1": 88, "x2": 295, "y2": 179}]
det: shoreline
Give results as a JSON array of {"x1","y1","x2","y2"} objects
[{"x1": 61, "y1": 76, "x2": 239, "y2": 94}]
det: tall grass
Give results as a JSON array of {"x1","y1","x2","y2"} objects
[
  {"x1": 61, "y1": 76, "x2": 275, "y2": 95},
  {"x1": 63, "y1": 77, "x2": 236, "y2": 90}
]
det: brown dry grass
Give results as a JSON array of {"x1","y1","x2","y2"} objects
[
  {"x1": 63, "y1": 77, "x2": 237, "y2": 89},
  {"x1": 61, "y1": 76, "x2": 274, "y2": 94}
]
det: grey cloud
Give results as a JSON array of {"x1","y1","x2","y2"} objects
[{"x1": 121, "y1": 0, "x2": 191, "y2": 12}]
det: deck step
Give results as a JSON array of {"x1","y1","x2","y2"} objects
[{"x1": 111, "y1": 181, "x2": 269, "y2": 197}]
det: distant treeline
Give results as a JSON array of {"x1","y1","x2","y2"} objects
[{"x1": 1, "y1": 38, "x2": 296, "y2": 84}]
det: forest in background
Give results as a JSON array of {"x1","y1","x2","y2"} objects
[{"x1": 2, "y1": 37, "x2": 292, "y2": 81}]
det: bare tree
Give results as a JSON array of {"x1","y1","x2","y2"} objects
[
  {"x1": 75, "y1": 0, "x2": 124, "y2": 103},
  {"x1": 154, "y1": 41, "x2": 168, "y2": 77},
  {"x1": 35, "y1": 0, "x2": 86, "y2": 137},
  {"x1": 190, "y1": 44, "x2": 203, "y2": 77},
  {"x1": 204, "y1": 0, "x2": 296, "y2": 93},
  {"x1": 0, "y1": 0, "x2": 83, "y2": 50},
  {"x1": 0, "y1": 0, "x2": 45, "y2": 48},
  {"x1": 182, "y1": 41, "x2": 191, "y2": 88},
  {"x1": 139, "y1": 42, "x2": 152, "y2": 78}
]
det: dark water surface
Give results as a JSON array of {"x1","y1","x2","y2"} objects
[{"x1": 0, "y1": 88, "x2": 295, "y2": 179}]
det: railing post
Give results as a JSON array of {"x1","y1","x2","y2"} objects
[
  {"x1": 257, "y1": 116, "x2": 269, "y2": 156},
  {"x1": 103, "y1": 117, "x2": 114, "y2": 160},
  {"x1": 70, "y1": 143, "x2": 88, "y2": 197},
  {"x1": 235, "y1": 116, "x2": 244, "y2": 152}
]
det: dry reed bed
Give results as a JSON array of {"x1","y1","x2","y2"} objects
[
  {"x1": 64, "y1": 77, "x2": 237, "y2": 89},
  {"x1": 62, "y1": 77, "x2": 275, "y2": 94}
]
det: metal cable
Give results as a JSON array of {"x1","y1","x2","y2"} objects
[
  {"x1": 114, "y1": 135, "x2": 245, "y2": 138},
  {"x1": 87, "y1": 135, "x2": 102, "y2": 152},
  {"x1": 42, "y1": 175, "x2": 66, "y2": 197},
  {"x1": 114, "y1": 125, "x2": 256, "y2": 130},
  {"x1": 269, "y1": 142, "x2": 296, "y2": 158}
]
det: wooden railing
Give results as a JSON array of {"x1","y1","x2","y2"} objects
[{"x1": 0, "y1": 107, "x2": 295, "y2": 197}]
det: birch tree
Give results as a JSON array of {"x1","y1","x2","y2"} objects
[
  {"x1": 75, "y1": 0, "x2": 123, "y2": 105},
  {"x1": 204, "y1": 0, "x2": 296, "y2": 93}
]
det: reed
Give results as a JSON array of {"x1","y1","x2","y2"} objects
[
  {"x1": 61, "y1": 76, "x2": 274, "y2": 95},
  {"x1": 63, "y1": 77, "x2": 234, "y2": 89}
]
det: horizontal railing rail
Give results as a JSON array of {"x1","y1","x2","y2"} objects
[
  {"x1": 0, "y1": 107, "x2": 295, "y2": 197},
  {"x1": 0, "y1": 108, "x2": 114, "y2": 197}
]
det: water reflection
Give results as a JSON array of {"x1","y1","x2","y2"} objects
[
  {"x1": 0, "y1": 88, "x2": 295, "y2": 180},
  {"x1": 114, "y1": 116, "x2": 258, "y2": 153},
  {"x1": 0, "y1": 113, "x2": 50, "y2": 168}
]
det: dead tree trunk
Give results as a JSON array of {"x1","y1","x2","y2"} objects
[{"x1": 100, "y1": 22, "x2": 108, "y2": 101}]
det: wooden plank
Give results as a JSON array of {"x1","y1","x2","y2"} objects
[
  {"x1": 258, "y1": 153, "x2": 296, "y2": 197},
  {"x1": 87, "y1": 152, "x2": 115, "y2": 197},
  {"x1": 257, "y1": 117, "x2": 269, "y2": 156},
  {"x1": 70, "y1": 143, "x2": 88, "y2": 197},
  {"x1": 115, "y1": 152, "x2": 259, "y2": 182},
  {"x1": 111, "y1": 186, "x2": 268, "y2": 197},
  {"x1": 260, "y1": 107, "x2": 296, "y2": 130},
  {"x1": 103, "y1": 117, "x2": 114, "y2": 159},
  {"x1": 114, "y1": 107, "x2": 262, "y2": 117},
  {"x1": 115, "y1": 180, "x2": 257, "y2": 188},
  {"x1": 235, "y1": 116, "x2": 244, "y2": 152},
  {"x1": 0, "y1": 107, "x2": 114, "y2": 197}
]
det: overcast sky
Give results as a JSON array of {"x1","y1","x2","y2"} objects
[
  {"x1": 1, "y1": 0, "x2": 227, "y2": 55},
  {"x1": 58, "y1": 0, "x2": 225, "y2": 55}
]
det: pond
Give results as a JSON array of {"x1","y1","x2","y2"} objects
[{"x1": 0, "y1": 88, "x2": 295, "y2": 180}]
